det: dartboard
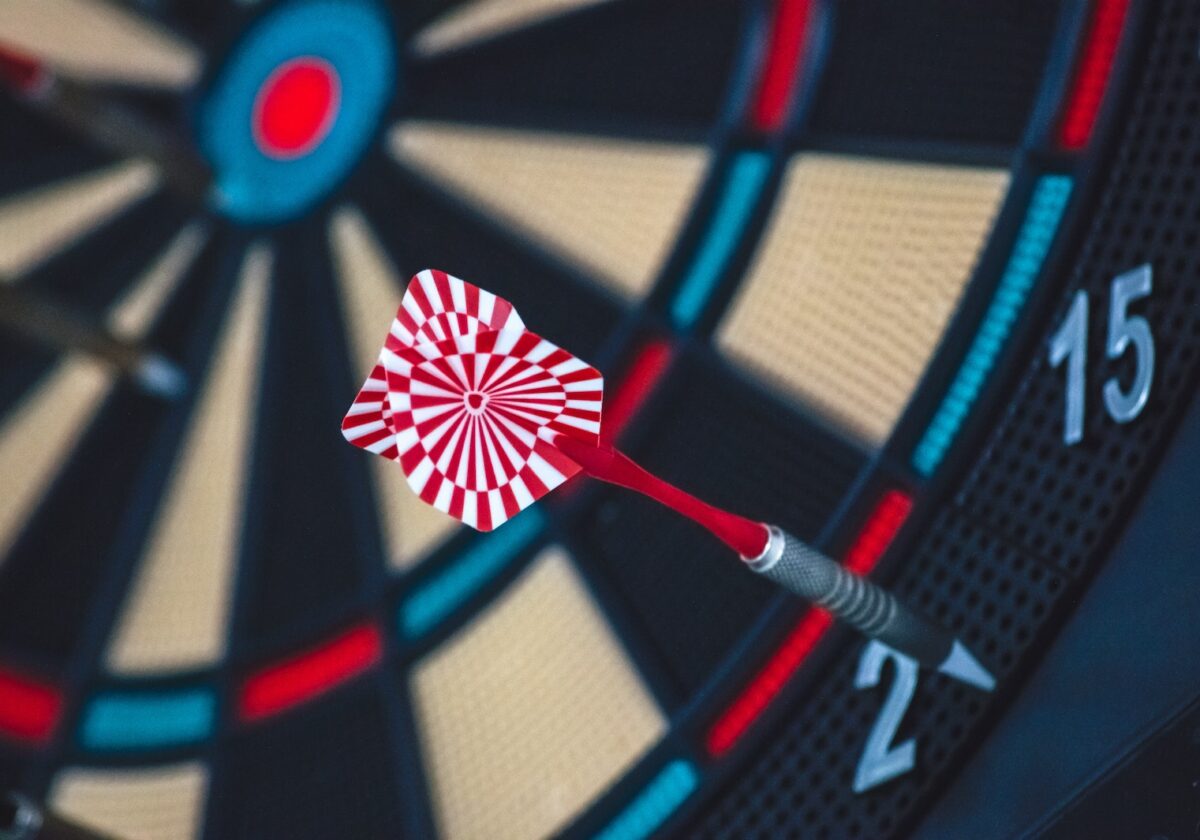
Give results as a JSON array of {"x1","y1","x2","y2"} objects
[{"x1": 2, "y1": 0, "x2": 1199, "y2": 837}]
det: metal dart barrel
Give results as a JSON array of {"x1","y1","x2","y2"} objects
[
  {"x1": 744, "y1": 526, "x2": 995, "y2": 690},
  {"x1": 0, "y1": 285, "x2": 186, "y2": 399}
]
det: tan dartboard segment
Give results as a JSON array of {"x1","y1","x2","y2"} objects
[
  {"x1": 719, "y1": 154, "x2": 1009, "y2": 447},
  {"x1": 51, "y1": 762, "x2": 208, "y2": 840},
  {"x1": 413, "y1": 0, "x2": 612, "y2": 56},
  {"x1": 0, "y1": 161, "x2": 159, "y2": 280},
  {"x1": 388, "y1": 121, "x2": 708, "y2": 300},
  {"x1": 0, "y1": 0, "x2": 201, "y2": 89},
  {"x1": 413, "y1": 547, "x2": 665, "y2": 839}
]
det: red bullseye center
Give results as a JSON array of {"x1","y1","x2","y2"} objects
[
  {"x1": 253, "y1": 57, "x2": 340, "y2": 159},
  {"x1": 466, "y1": 392, "x2": 486, "y2": 410}
]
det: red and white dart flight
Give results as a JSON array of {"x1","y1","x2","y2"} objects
[
  {"x1": 342, "y1": 272, "x2": 996, "y2": 690},
  {"x1": 341, "y1": 270, "x2": 602, "y2": 531}
]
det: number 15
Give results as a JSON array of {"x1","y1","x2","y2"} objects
[{"x1": 1048, "y1": 265, "x2": 1155, "y2": 445}]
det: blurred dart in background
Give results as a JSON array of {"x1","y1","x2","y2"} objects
[
  {"x1": 0, "y1": 283, "x2": 185, "y2": 398},
  {"x1": 343, "y1": 270, "x2": 996, "y2": 690},
  {"x1": 0, "y1": 43, "x2": 211, "y2": 204},
  {"x1": 0, "y1": 41, "x2": 194, "y2": 401}
]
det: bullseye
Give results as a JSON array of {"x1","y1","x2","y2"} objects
[
  {"x1": 253, "y1": 57, "x2": 340, "y2": 159},
  {"x1": 197, "y1": 0, "x2": 395, "y2": 222}
]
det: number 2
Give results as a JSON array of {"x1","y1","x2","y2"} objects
[
  {"x1": 853, "y1": 641, "x2": 918, "y2": 794},
  {"x1": 1048, "y1": 265, "x2": 1155, "y2": 445}
]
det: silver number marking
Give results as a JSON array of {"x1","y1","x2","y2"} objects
[
  {"x1": 1103, "y1": 264, "x2": 1155, "y2": 424},
  {"x1": 853, "y1": 641, "x2": 919, "y2": 794},
  {"x1": 1048, "y1": 266, "x2": 1155, "y2": 446},
  {"x1": 1049, "y1": 289, "x2": 1089, "y2": 445}
]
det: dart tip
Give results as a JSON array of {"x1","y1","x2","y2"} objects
[
  {"x1": 938, "y1": 639, "x2": 995, "y2": 691},
  {"x1": 133, "y1": 354, "x2": 187, "y2": 400}
]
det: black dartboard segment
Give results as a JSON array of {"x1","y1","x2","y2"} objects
[
  {"x1": 405, "y1": 0, "x2": 748, "y2": 138},
  {"x1": 807, "y1": 0, "x2": 1065, "y2": 147}
]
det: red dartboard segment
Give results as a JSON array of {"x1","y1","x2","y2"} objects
[{"x1": 342, "y1": 271, "x2": 603, "y2": 531}]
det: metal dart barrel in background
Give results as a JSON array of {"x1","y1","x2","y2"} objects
[
  {"x1": 1, "y1": 791, "x2": 112, "y2": 840},
  {"x1": 0, "y1": 285, "x2": 185, "y2": 399},
  {"x1": 744, "y1": 526, "x2": 995, "y2": 690}
]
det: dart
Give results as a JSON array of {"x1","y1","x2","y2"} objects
[
  {"x1": 0, "y1": 43, "x2": 211, "y2": 204},
  {"x1": 342, "y1": 270, "x2": 995, "y2": 690}
]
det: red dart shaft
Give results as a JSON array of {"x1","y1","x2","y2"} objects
[{"x1": 550, "y1": 434, "x2": 769, "y2": 558}]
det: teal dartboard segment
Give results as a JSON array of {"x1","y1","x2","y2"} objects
[
  {"x1": 398, "y1": 507, "x2": 545, "y2": 639},
  {"x1": 594, "y1": 760, "x2": 699, "y2": 840},
  {"x1": 912, "y1": 174, "x2": 1074, "y2": 476},
  {"x1": 671, "y1": 151, "x2": 772, "y2": 330},
  {"x1": 81, "y1": 688, "x2": 215, "y2": 750}
]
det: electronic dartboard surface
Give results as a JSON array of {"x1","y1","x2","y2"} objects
[{"x1": 1, "y1": 0, "x2": 1199, "y2": 837}]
